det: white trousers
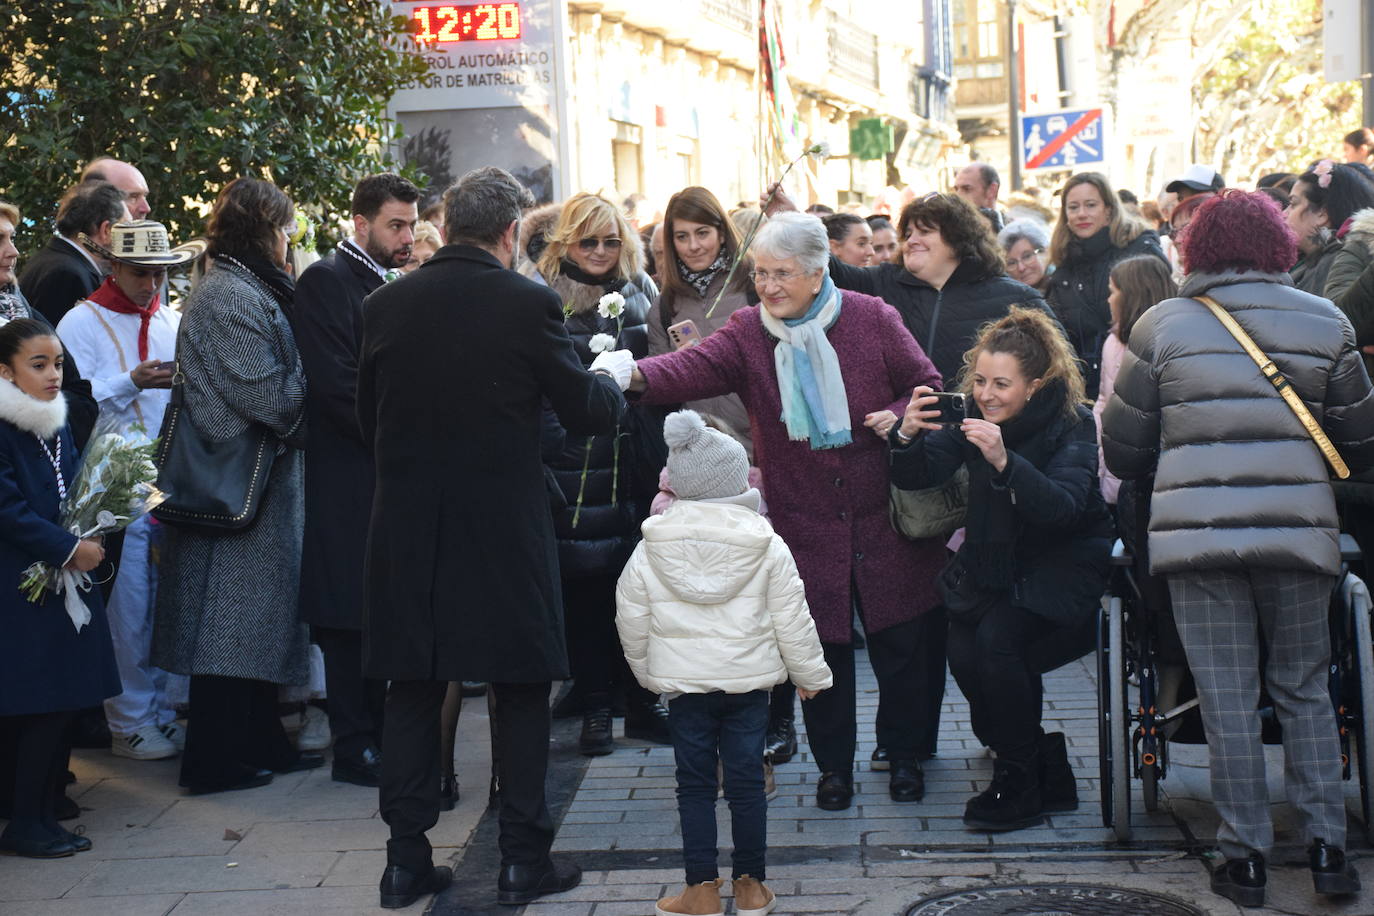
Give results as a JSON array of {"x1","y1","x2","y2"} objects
[{"x1": 103, "y1": 517, "x2": 182, "y2": 735}]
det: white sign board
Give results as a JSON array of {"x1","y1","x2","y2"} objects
[
  {"x1": 386, "y1": 0, "x2": 570, "y2": 203},
  {"x1": 1324, "y1": 0, "x2": 1364, "y2": 83}
]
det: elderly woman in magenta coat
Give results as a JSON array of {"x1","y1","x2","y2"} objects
[{"x1": 628, "y1": 212, "x2": 945, "y2": 811}]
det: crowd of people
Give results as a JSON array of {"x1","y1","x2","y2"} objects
[{"x1": 3, "y1": 135, "x2": 1374, "y2": 913}]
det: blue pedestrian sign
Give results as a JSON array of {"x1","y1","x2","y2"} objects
[{"x1": 1021, "y1": 107, "x2": 1107, "y2": 171}]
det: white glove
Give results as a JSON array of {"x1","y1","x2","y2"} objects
[{"x1": 590, "y1": 349, "x2": 635, "y2": 391}]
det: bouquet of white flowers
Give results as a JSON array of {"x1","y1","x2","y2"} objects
[{"x1": 19, "y1": 417, "x2": 166, "y2": 631}]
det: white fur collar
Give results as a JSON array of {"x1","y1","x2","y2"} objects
[{"x1": 0, "y1": 377, "x2": 67, "y2": 438}]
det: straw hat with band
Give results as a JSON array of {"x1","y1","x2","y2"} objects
[{"x1": 80, "y1": 220, "x2": 205, "y2": 268}]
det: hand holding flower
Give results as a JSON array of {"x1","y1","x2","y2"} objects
[
  {"x1": 66, "y1": 539, "x2": 104, "y2": 573},
  {"x1": 589, "y1": 350, "x2": 635, "y2": 391}
]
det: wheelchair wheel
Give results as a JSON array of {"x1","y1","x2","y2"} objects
[
  {"x1": 1097, "y1": 595, "x2": 1131, "y2": 839},
  {"x1": 1141, "y1": 755, "x2": 1160, "y2": 813},
  {"x1": 1348, "y1": 575, "x2": 1374, "y2": 844}
]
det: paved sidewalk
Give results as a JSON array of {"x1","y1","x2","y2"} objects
[
  {"x1": 0, "y1": 702, "x2": 495, "y2": 915},
  {"x1": 4, "y1": 652, "x2": 1371, "y2": 916}
]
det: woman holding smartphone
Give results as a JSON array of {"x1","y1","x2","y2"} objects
[{"x1": 889, "y1": 307, "x2": 1112, "y2": 832}]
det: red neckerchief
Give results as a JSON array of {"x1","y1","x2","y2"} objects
[{"x1": 87, "y1": 276, "x2": 161, "y2": 361}]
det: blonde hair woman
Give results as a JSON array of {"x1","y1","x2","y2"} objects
[
  {"x1": 1045, "y1": 172, "x2": 1166, "y2": 400},
  {"x1": 521, "y1": 192, "x2": 665, "y2": 755},
  {"x1": 891, "y1": 306, "x2": 1113, "y2": 833}
]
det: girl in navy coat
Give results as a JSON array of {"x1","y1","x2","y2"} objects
[{"x1": 0, "y1": 318, "x2": 119, "y2": 858}]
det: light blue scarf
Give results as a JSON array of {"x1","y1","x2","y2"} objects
[{"x1": 759, "y1": 274, "x2": 852, "y2": 449}]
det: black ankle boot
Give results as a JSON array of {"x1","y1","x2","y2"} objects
[
  {"x1": 579, "y1": 696, "x2": 614, "y2": 757},
  {"x1": 1038, "y1": 731, "x2": 1078, "y2": 812},
  {"x1": 964, "y1": 756, "x2": 1044, "y2": 831},
  {"x1": 1310, "y1": 838, "x2": 1361, "y2": 897},
  {"x1": 764, "y1": 715, "x2": 797, "y2": 764},
  {"x1": 1211, "y1": 852, "x2": 1265, "y2": 908}
]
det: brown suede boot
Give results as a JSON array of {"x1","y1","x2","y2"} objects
[
  {"x1": 732, "y1": 876, "x2": 777, "y2": 916},
  {"x1": 655, "y1": 878, "x2": 723, "y2": 916}
]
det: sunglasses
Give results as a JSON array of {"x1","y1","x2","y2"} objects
[{"x1": 577, "y1": 237, "x2": 623, "y2": 252}]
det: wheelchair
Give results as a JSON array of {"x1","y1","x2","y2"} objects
[{"x1": 1096, "y1": 532, "x2": 1374, "y2": 842}]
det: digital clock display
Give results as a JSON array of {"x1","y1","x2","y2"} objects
[{"x1": 411, "y1": 3, "x2": 521, "y2": 43}]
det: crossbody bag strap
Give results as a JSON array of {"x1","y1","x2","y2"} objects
[{"x1": 1195, "y1": 295, "x2": 1350, "y2": 479}]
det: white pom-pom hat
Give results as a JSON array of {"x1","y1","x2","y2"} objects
[{"x1": 663, "y1": 409, "x2": 750, "y2": 501}]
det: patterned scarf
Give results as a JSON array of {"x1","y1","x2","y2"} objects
[
  {"x1": 757, "y1": 274, "x2": 852, "y2": 449},
  {"x1": 87, "y1": 276, "x2": 161, "y2": 361},
  {"x1": 676, "y1": 250, "x2": 729, "y2": 296},
  {"x1": 0, "y1": 285, "x2": 25, "y2": 323}
]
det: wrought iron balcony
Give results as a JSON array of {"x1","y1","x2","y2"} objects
[
  {"x1": 700, "y1": 0, "x2": 754, "y2": 34},
  {"x1": 828, "y1": 13, "x2": 879, "y2": 90}
]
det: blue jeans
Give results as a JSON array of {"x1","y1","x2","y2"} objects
[{"x1": 668, "y1": 690, "x2": 769, "y2": 884}]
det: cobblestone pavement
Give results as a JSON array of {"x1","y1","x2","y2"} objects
[{"x1": 3, "y1": 652, "x2": 1371, "y2": 915}]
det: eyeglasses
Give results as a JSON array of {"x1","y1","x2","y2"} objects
[
  {"x1": 577, "y1": 237, "x2": 622, "y2": 252},
  {"x1": 1006, "y1": 248, "x2": 1045, "y2": 269},
  {"x1": 749, "y1": 269, "x2": 806, "y2": 285}
]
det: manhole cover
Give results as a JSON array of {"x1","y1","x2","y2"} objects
[{"x1": 907, "y1": 884, "x2": 1205, "y2": 916}]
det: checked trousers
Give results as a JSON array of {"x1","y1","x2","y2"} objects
[{"x1": 1167, "y1": 568, "x2": 1345, "y2": 860}]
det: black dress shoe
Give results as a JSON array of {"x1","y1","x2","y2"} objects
[
  {"x1": 624, "y1": 702, "x2": 672, "y2": 744},
  {"x1": 1211, "y1": 853, "x2": 1265, "y2": 909},
  {"x1": 379, "y1": 863, "x2": 453, "y2": 909},
  {"x1": 816, "y1": 771, "x2": 854, "y2": 811},
  {"x1": 889, "y1": 758, "x2": 925, "y2": 802},
  {"x1": 0, "y1": 830, "x2": 78, "y2": 859},
  {"x1": 185, "y1": 766, "x2": 274, "y2": 796},
  {"x1": 1310, "y1": 839, "x2": 1361, "y2": 897},
  {"x1": 460, "y1": 681, "x2": 488, "y2": 697},
  {"x1": 764, "y1": 716, "x2": 797, "y2": 764},
  {"x1": 58, "y1": 827, "x2": 92, "y2": 853},
  {"x1": 333, "y1": 747, "x2": 382, "y2": 787},
  {"x1": 870, "y1": 746, "x2": 890, "y2": 771},
  {"x1": 497, "y1": 860, "x2": 583, "y2": 905},
  {"x1": 439, "y1": 774, "x2": 460, "y2": 812},
  {"x1": 275, "y1": 751, "x2": 326, "y2": 774}
]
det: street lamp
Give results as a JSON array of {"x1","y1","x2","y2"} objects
[{"x1": 1007, "y1": 0, "x2": 1021, "y2": 191}]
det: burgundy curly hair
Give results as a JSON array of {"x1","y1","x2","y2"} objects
[{"x1": 1179, "y1": 189, "x2": 1297, "y2": 275}]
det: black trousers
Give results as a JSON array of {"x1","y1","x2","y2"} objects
[
  {"x1": 873, "y1": 606, "x2": 946, "y2": 758},
  {"x1": 382, "y1": 680, "x2": 555, "y2": 874},
  {"x1": 800, "y1": 615, "x2": 931, "y2": 773},
  {"x1": 563, "y1": 574, "x2": 652, "y2": 709},
  {"x1": 312, "y1": 626, "x2": 387, "y2": 760},
  {"x1": 180, "y1": 675, "x2": 296, "y2": 790},
  {"x1": 945, "y1": 597, "x2": 1094, "y2": 761},
  {"x1": 0, "y1": 711, "x2": 70, "y2": 840}
]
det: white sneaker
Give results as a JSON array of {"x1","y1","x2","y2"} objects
[
  {"x1": 159, "y1": 721, "x2": 187, "y2": 752},
  {"x1": 297, "y1": 704, "x2": 331, "y2": 751},
  {"x1": 111, "y1": 724, "x2": 178, "y2": 760}
]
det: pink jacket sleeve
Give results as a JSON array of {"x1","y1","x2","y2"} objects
[{"x1": 1095, "y1": 333, "x2": 1125, "y2": 505}]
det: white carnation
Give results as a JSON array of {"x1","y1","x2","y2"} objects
[
  {"x1": 588, "y1": 333, "x2": 617, "y2": 353},
  {"x1": 597, "y1": 291, "x2": 626, "y2": 319}
]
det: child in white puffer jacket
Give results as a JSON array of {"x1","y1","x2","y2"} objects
[{"x1": 616, "y1": 410, "x2": 831, "y2": 916}]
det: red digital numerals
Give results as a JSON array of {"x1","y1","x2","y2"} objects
[{"x1": 412, "y1": 3, "x2": 521, "y2": 43}]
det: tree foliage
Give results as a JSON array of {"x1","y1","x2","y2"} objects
[
  {"x1": 1194, "y1": 0, "x2": 1361, "y2": 179},
  {"x1": 0, "y1": 1, "x2": 429, "y2": 258}
]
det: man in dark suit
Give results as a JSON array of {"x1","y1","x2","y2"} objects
[
  {"x1": 291, "y1": 173, "x2": 419, "y2": 789},
  {"x1": 359, "y1": 167, "x2": 631, "y2": 910},
  {"x1": 19, "y1": 181, "x2": 128, "y2": 326}
]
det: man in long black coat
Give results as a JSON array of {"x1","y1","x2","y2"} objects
[
  {"x1": 359, "y1": 167, "x2": 628, "y2": 910},
  {"x1": 290, "y1": 173, "x2": 419, "y2": 789}
]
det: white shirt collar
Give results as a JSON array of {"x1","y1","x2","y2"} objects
[
  {"x1": 57, "y1": 233, "x2": 105, "y2": 275},
  {"x1": 338, "y1": 239, "x2": 386, "y2": 279}
]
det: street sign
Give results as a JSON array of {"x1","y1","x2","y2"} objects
[{"x1": 1020, "y1": 107, "x2": 1107, "y2": 171}]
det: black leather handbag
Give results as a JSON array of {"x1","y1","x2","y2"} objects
[{"x1": 151, "y1": 380, "x2": 276, "y2": 530}]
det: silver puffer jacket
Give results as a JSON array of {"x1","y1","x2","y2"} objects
[{"x1": 1103, "y1": 270, "x2": 1374, "y2": 575}]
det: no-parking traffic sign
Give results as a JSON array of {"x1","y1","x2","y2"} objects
[{"x1": 1020, "y1": 107, "x2": 1107, "y2": 171}]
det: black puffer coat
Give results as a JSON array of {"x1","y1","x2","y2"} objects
[
  {"x1": 523, "y1": 257, "x2": 663, "y2": 578},
  {"x1": 828, "y1": 257, "x2": 1049, "y2": 385},
  {"x1": 1048, "y1": 228, "x2": 1166, "y2": 399},
  {"x1": 1103, "y1": 270, "x2": 1374, "y2": 576}
]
